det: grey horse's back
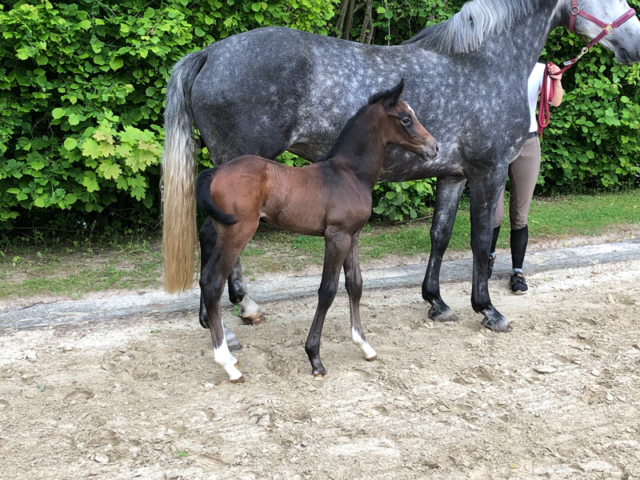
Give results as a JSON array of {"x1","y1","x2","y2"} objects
[{"x1": 191, "y1": 28, "x2": 322, "y2": 161}]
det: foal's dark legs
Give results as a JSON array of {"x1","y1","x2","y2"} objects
[
  {"x1": 344, "y1": 234, "x2": 377, "y2": 361},
  {"x1": 468, "y1": 172, "x2": 511, "y2": 332},
  {"x1": 198, "y1": 219, "x2": 242, "y2": 350},
  {"x1": 423, "y1": 176, "x2": 466, "y2": 322},
  {"x1": 200, "y1": 243, "x2": 243, "y2": 382},
  {"x1": 305, "y1": 231, "x2": 352, "y2": 376}
]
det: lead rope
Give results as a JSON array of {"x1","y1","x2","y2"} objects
[{"x1": 537, "y1": 56, "x2": 581, "y2": 138}]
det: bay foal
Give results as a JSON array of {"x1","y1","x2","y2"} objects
[{"x1": 195, "y1": 80, "x2": 438, "y2": 382}]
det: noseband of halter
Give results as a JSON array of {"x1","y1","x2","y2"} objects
[{"x1": 537, "y1": 0, "x2": 636, "y2": 136}]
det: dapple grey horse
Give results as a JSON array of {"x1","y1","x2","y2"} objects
[{"x1": 162, "y1": 0, "x2": 640, "y2": 346}]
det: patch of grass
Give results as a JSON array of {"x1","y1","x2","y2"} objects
[
  {"x1": 2, "y1": 190, "x2": 639, "y2": 301},
  {"x1": 0, "y1": 236, "x2": 163, "y2": 300}
]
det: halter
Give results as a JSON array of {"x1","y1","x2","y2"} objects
[{"x1": 537, "y1": 0, "x2": 636, "y2": 136}]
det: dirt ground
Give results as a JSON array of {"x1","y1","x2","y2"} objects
[{"x1": 1, "y1": 258, "x2": 640, "y2": 479}]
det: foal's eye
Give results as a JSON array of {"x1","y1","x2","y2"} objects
[{"x1": 400, "y1": 116, "x2": 412, "y2": 127}]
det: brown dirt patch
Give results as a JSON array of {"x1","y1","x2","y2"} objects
[{"x1": 1, "y1": 260, "x2": 640, "y2": 479}]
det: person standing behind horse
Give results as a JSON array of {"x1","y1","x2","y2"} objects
[{"x1": 488, "y1": 62, "x2": 564, "y2": 294}]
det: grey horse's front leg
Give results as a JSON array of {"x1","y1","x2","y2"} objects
[
  {"x1": 468, "y1": 169, "x2": 512, "y2": 332},
  {"x1": 422, "y1": 176, "x2": 466, "y2": 322}
]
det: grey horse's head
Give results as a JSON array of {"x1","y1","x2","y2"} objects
[{"x1": 570, "y1": 0, "x2": 640, "y2": 64}]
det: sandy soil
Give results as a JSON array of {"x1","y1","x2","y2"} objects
[{"x1": 1, "y1": 259, "x2": 640, "y2": 479}]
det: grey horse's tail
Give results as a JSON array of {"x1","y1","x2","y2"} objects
[
  {"x1": 162, "y1": 49, "x2": 208, "y2": 294},
  {"x1": 196, "y1": 168, "x2": 238, "y2": 226}
]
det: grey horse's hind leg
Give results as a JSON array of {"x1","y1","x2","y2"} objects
[
  {"x1": 199, "y1": 218, "x2": 242, "y2": 350},
  {"x1": 468, "y1": 170, "x2": 512, "y2": 332},
  {"x1": 422, "y1": 177, "x2": 466, "y2": 323},
  {"x1": 228, "y1": 259, "x2": 262, "y2": 324}
]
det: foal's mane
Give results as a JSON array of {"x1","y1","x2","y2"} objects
[
  {"x1": 403, "y1": 0, "x2": 543, "y2": 54},
  {"x1": 317, "y1": 89, "x2": 394, "y2": 163}
]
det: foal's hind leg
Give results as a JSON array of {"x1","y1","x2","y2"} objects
[
  {"x1": 305, "y1": 231, "x2": 352, "y2": 377},
  {"x1": 343, "y1": 234, "x2": 376, "y2": 361},
  {"x1": 200, "y1": 244, "x2": 243, "y2": 382},
  {"x1": 200, "y1": 222, "x2": 260, "y2": 382},
  {"x1": 423, "y1": 177, "x2": 466, "y2": 323},
  {"x1": 198, "y1": 219, "x2": 241, "y2": 350}
]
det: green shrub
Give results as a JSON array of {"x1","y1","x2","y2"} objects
[
  {"x1": 2, "y1": 0, "x2": 640, "y2": 237},
  {"x1": 0, "y1": 0, "x2": 337, "y2": 235}
]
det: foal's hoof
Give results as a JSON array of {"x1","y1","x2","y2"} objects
[
  {"x1": 429, "y1": 305, "x2": 459, "y2": 323},
  {"x1": 365, "y1": 355, "x2": 377, "y2": 362},
  {"x1": 230, "y1": 375, "x2": 245, "y2": 384},
  {"x1": 482, "y1": 316, "x2": 513, "y2": 333},
  {"x1": 312, "y1": 365, "x2": 326, "y2": 378},
  {"x1": 241, "y1": 312, "x2": 263, "y2": 325}
]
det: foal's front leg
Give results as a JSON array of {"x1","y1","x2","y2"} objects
[
  {"x1": 305, "y1": 231, "x2": 352, "y2": 377},
  {"x1": 343, "y1": 234, "x2": 377, "y2": 361}
]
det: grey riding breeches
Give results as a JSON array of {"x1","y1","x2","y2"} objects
[{"x1": 494, "y1": 135, "x2": 541, "y2": 230}]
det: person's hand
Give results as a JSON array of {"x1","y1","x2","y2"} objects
[{"x1": 548, "y1": 62, "x2": 562, "y2": 82}]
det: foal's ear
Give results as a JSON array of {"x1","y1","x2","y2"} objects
[{"x1": 369, "y1": 78, "x2": 405, "y2": 110}]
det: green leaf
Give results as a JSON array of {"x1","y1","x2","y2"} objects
[
  {"x1": 109, "y1": 57, "x2": 124, "y2": 71},
  {"x1": 52, "y1": 108, "x2": 66, "y2": 119},
  {"x1": 82, "y1": 171, "x2": 100, "y2": 192},
  {"x1": 82, "y1": 138, "x2": 101, "y2": 159},
  {"x1": 64, "y1": 138, "x2": 78, "y2": 150},
  {"x1": 255, "y1": 12, "x2": 264, "y2": 22},
  {"x1": 16, "y1": 48, "x2": 31, "y2": 60},
  {"x1": 99, "y1": 161, "x2": 122, "y2": 179},
  {"x1": 68, "y1": 114, "x2": 80, "y2": 126},
  {"x1": 195, "y1": 27, "x2": 205, "y2": 37}
]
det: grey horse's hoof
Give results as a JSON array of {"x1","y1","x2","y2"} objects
[
  {"x1": 482, "y1": 316, "x2": 512, "y2": 333},
  {"x1": 241, "y1": 311, "x2": 263, "y2": 325},
  {"x1": 428, "y1": 305, "x2": 459, "y2": 323},
  {"x1": 224, "y1": 324, "x2": 243, "y2": 351}
]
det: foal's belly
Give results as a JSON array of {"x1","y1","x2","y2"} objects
[{"x1": 262, "y1": 198, "x2": 330, "y2": 237}]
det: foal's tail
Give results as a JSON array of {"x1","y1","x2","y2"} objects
[
  {"x1": 162, "y1": 49, "x2": 208, "y2": 294},
  {"x1": 196, "y1": 169, "x2": 238, "y2": 226}
]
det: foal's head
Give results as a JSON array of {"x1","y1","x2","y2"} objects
[{"x1": 369, "y1": 79, "x2": 439, "y2": 159}]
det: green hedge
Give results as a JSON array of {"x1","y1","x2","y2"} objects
[{"x1": 1, "y1": 0, "x2": 640, "y2": 236}]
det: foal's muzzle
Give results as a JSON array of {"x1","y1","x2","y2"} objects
[{"x1": 421, "y1": 141, "x2": 439, "y2": 159}]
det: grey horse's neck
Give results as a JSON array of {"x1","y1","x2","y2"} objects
[{"x1": 408, "y1": 0, "x2": 565, "y2": 76}]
